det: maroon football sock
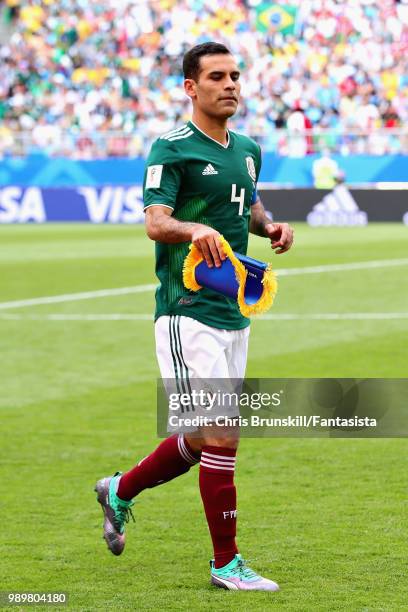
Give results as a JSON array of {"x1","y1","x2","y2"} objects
[
  {"x1": 117, "y1": 434, "x2": 200, "y2": 501},
  {"x1": 199, "y1": 446, "x2": 239, "y2": 568}
]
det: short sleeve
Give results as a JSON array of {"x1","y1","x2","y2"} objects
[
  {"x1": 255, "y1": 144, "x2": 262, "y2": 180},
  {"x1": 250, "y1": 144, "x2": 262, "y2": 205},
  {"x1": 143, "y1": 139, "x2": 184, "y2": 211}
]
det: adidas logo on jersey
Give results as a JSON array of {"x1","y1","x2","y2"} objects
[
  {"x1": 307, "y1": 185, "x2": 368, "y2": 226},
  {"x1": 202, "y1": 164, "x2": 218, "y2": 175}
]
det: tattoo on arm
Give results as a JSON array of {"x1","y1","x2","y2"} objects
[{"x1": 249, "y1": 200, "x2": 270, "y2": 237}]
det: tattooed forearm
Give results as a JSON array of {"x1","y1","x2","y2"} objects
[
  {"x1": 249, "y1": 200, "x2": 271, "y2": 237},
  {"x1": 145, "y1": 207, "x2": 203, "y2": 243}
]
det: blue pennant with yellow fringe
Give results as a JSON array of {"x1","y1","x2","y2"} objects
[{"x1": 182, "y1": 236, "x2": 278, "y2": 318}]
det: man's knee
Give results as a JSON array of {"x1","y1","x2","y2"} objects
[
  {"x1": 185, "y1": 427, "x2": 240, "y2": 452},
  {"x1": 203, "y1": 437, "x2": 239, "y2": 450}
]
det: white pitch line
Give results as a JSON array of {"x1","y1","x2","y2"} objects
[
  {"x1": 0, "y1": 313, "x2": 152, "y2": 320},
  {"x1": 0, "y1": 313, "x2": 407, "y2": 321},
  {"x1": 0, "y1": 257, "x2": 407, "y2": 311},
  {"x1": 0, "y1": 313, "x2": 153, "y2": 321},
  {"x1": 0, "y1": 284, "x2": 157, "y2": 311},
  {"x1": 257, "y1": 313, "x2": 408, "y2": 321},
  {"x1": 276, "y1": 258, "x2": 408, "y2": 276}
]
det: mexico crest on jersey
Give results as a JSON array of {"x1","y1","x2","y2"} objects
[{"x1": 246, "y1": 156, "x2": 256, "y2": 181}]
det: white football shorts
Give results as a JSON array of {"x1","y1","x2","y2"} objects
[
  {"x1": 155, "y1": 314, "x2": 250, "y2": 380},
  {"x1": 155, "y1": 315, "x2": 250, "y2": 432}
]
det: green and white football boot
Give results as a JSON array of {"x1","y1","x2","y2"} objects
[
  {"x1": 94, "y1": 472, "x2": 134, "y2": 556},
  {"x1": 211, "y1": 554, "x2": 279, "y2": 591}
]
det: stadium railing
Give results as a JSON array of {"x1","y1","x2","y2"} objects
[{"x1": 1, "y1": 128, "x2": 407, "y2": 158}]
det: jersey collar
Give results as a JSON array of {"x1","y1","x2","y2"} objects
[{"x1": 188, "y1": 120, "x2": 232, "y2": 149}]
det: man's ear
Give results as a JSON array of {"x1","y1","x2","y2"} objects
[{"x1": 184, "y1": 78, "x2": 197, "y2": 100}]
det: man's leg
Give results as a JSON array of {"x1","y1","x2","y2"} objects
[
  {"x1": 188, "y1": 428, "x2": 279, "y2": 591},
  {"x1": 117, "y1": 433, "x2": 199, "y2": 500},
  {"x1": 186, "y1": 326, "x2": 279, "y2": 591},
  {"x1": 95, "y1": 434, "x2": 199, "y2": 555},
  {"x1": 187, "y1": 326, "x2": 249, "y2": 568},
  {"x1": 95, "y1": 315, "x2": 204, "y2": 555},
  {"x1": 188, "y1": 430, "x2": 239, "y2": 569}
]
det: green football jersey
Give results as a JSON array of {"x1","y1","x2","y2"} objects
[{"x1": 143, "y1": 120, "x2": 262, "y2": 330}]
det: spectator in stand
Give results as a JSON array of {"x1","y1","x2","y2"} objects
[
  {"x1": 0, "y1": 0, "x2": 406, "y2": 157},
  {"x1": 286, "y1": 101, "x2": 314, "y2": 157}
]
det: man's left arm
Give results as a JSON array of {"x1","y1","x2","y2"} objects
[{"x1": 249, "y1": 197, "x2": 294, "y2": 254}]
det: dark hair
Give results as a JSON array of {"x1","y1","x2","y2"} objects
[{"x1": 183, "y1": 42, "x2": 231, "y2": 81}]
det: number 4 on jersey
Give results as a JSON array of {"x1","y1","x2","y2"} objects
[{"x1": 231, "y1": 184, "x2": 245, "y2": 216}]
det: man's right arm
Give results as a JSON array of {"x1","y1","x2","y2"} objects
[
  {"x1": 145, "y1": 205, "x2": 225, "y2": 268},
  {"x1": 143, "y1": 138, "x2": 224, "y2": 266}
]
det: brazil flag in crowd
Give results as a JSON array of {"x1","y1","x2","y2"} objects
[{"x1": 255, "y1": 3, "x2": 297, "y2": 35}]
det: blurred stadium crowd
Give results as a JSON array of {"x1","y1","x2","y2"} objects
[{"x1": 0, "y1": 0, "x2": 407, "y2": 158}]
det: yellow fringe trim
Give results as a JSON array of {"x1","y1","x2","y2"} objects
[
  {"x1": 182, "y1": 236, "x2": 278, "y2": 317},
  {"x1": 182, "y1": 242, "x2": 204, "y2": 292}
]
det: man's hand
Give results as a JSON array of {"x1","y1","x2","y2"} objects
[
  {"x1": 191, "y1": 225, "x2": 226, "y2": 268},
  {"x1": 264, "y1": 223, "x2": 294, "y2": 254},
  {"x1": 250, "y1": 200, "x2": 294, "y2": 254}
]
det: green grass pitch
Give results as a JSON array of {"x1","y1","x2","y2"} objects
[{"x1": 0, "y1": 223, "x2": 407, "y2": 611}]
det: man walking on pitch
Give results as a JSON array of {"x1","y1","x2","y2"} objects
[{"x1": 95, "y1": 42, "x2": 294, "y2": 591}]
